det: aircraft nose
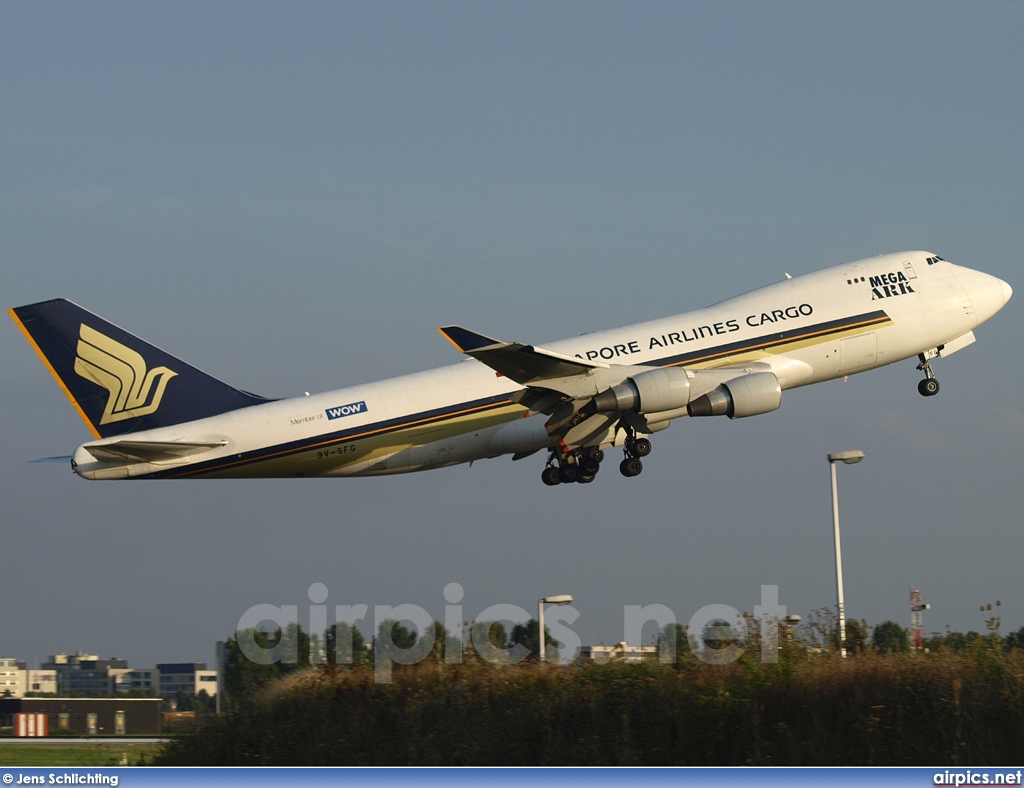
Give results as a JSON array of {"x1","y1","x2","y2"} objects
[{"x1": 953, "y1": 267, "x2": 1012, "y2": 324}]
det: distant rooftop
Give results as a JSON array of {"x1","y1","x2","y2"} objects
[{"x1": 156, "y1": 662, "x2": 208, "y2": 673}]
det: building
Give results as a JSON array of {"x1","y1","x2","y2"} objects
[
  {"x1": 0, "y1": 659, "x2": 58, "y2": 698},
  {"x1": 0, "y1": 697, "x2": 161, "y2": 735},
  {"x1": 0, "y1": 658, "x2": 20, "y2": 697},
  {"x1": 115, "y1": 669, "x2": 160, "y2": 696},
  {"x1": 5, "y1": 652, "x2": 216, "y2": 701},
  {"x1": 42, "y1": 653, "x2": 130, "y2": 697},
  {"x1": 157, "y1": 663, "x2": 218, "y2": 700},
  {"x1": 580, "y1": 642, "x2": 658, "y2": 664},
  {"x1": 43, "y1": 651, "x2": 97, "y2": 667},
  {"x1": 19, "y1": 670, "x2": 57, "y2": 696}
]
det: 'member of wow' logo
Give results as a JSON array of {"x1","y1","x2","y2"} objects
[
  {"x1": 74, "y1": 324, "x2": 178, "y2": 424},
  {"x1": 326, "y1": 401, "x2": 368, "y2": 420}
]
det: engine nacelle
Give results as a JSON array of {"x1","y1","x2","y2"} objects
[
  {"x1": 687, "y1": 372, "x2": 781, "y2": 419},
  {"x1": 591, "y1": 367, "x2": 691, "y2": 414}
]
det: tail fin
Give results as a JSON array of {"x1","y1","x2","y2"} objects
[{"x1": 10, "y1": 298, "x2": 271, "y2": 439}]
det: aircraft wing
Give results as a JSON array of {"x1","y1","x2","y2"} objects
[
  {"x1": 438, "y1": 325, "x2": 607, "y2": 385},
  {"x1": 84, "y1": 440, "x2": 228, "y2": 463},
  {"x1": 439, "y1": 325, "x2": 643, "y2": 450}
]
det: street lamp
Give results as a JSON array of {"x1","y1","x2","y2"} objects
[
  {"x1": 538, "y1": 594, "x2": 573, "y2": 663},
  {"x1": 828, "y1": 450, "x2": 864, "y2": 658}
]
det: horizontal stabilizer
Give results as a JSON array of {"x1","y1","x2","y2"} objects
[
  {"x1": 30, "y1": 455, "x2": 74, "y2": 464},
  {"x1": 85, "y1": 439, "x2": 228, "y2": 463},
  {"x1": 438, "y1": 325, "x2": 606, "y2": 385}
]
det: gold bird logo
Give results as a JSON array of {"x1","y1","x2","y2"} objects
[{"x1": 74, "y1": 324, "x2": 178, "y2": 424}]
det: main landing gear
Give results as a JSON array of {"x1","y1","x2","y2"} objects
[
  {"x1": 916, "y1": 352, "x2": 940, "y2": 397},
  {"x1": 540, "y1": 446, "x2": 608, "y2": 486},
  {"x1": 618, "y1": 436, "x2": 650, "y2": 478},
  {"x1": 541, "y1": 438, "x2": 652, "y2": 486}
]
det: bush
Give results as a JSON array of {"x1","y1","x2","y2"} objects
[{"x1": 157, "y1": 645, "x2": 1024, "y2": 766}]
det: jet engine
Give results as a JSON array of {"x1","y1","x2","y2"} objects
[
  {"x1": 591, "y1": 367, "x2": 691, "y2": 414},
  {"x1": 686, "y1": 372, "x2": 781, "y2": 419}
]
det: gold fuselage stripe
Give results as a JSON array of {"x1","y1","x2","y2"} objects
[{"x1": 163, "y1": 398, "x2": 514, "y2": 478}]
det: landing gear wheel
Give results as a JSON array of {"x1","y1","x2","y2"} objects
[
  {"x1": 918, "y1": 378, "x2": 940, "y2": 397},
  {"x1": 558, "y1": 464, "x2": 579, "y2": 484},
  {"x1": 631, "y1": 438, "x2": 652, "y2": 457},
  {"x1": 585, "y1": 448, "x2": 604, "y2": 463},
  {"x1": 577, "y1": 472, "x2": 596, "y2": 484},
  {"x1": 541, "y1": 466, "x2": 561, "y2": 486},
  {"x1": 619, "y1": 458, "x2": 643, "y2": 477},
  {"x1": 581, "y1": 457, "x2": 601, "y2": 475}
]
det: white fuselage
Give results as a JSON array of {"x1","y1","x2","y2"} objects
[{"x1": 71, "y1": 251, "x2": 1011, "y2": 480}]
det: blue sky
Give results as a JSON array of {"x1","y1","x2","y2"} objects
[{"x1": 2, "y1": 2, "x2": 1022, "y2": 668}]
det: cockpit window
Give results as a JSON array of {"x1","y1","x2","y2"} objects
[{"x1": 926, "y1": 255, "x2": 946, "y2": 265}]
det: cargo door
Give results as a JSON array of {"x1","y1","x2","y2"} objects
[{"x1": 839, "y1": 333, "x2": 877, "y2": 373}]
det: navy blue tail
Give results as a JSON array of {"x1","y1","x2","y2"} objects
[{"x1": 10, "y1": 299, "x2": 271, "y2": 439}]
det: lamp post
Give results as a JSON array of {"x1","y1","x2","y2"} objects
[
  {"x1": 828, "y1": 450, "x2": 864, "y2": 658},
  {"x1": 538, "y1": 594, "x2": 573, "y2": 663}
]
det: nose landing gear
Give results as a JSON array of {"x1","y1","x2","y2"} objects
[{"x1": 917, "y1": 352, "x2": 940, "y2": 397}]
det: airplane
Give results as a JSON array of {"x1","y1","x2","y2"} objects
[{"x1": 9, "y1": 250, "x2": 1012, "y2": 486}]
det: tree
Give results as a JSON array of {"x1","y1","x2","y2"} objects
[
  {"x1": 378, "y1": 618, "x2": 417, "y2": 650},
  {"x1": 469, "y1": 620, "x2": 513, "y2": 663},
  {"x1": 325, "y1": 621, "x2": 368, "y2": 665},
  {"x1": 173, "y1": 689, "x2": 216, "y2": 714},
  {"x1": 943, "y1": 630, "x2": 983, "y2": 652},
  {"x1": 425, "y1": 621, "x2": 463, "y2": 661},
  {"x1": 657, "y1": 623, "x2": 692, "y2": 662},
  {"x1": 1003, "y1": 626, "x2": 1024, "y2": 652},
  {"x1": 508, "y1": 619, "x2": 560, "y2": 662},
  {"x1": 701, "y1": 618, "x2": 739, "y2": 652},
  {"x1": 845, "y1": 619, "x2": 868, "y2": 653},
  {"x1": 276, "y1": 622, "x2": 313, "y2": 675},
  {"x1": 474, "y1": 621, "x2": 508, "y2": 650},
  {"x1": 222, "y1": 630, "x2": 283, "y2": 709},
  {"x1": 375, "y1": 618, "x2": 430, "y2": 664},
  {"x1": 872, "y1": 620, "x2": 909, "y2": 653}
]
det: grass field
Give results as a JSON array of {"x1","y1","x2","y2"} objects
[{"x1": 0, "y1": 743, "x2": 163, "y2": 767}]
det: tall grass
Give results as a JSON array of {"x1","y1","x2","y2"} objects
[{"x1": 158, "y1": 644, "x2": 1024, "y2": 765}]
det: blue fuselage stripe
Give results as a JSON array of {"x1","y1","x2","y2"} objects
[{"x1": 151, "y1": 394, "x2": 513, "y2": 479}]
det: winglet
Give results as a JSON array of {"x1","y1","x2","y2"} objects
[{"x1": 437, "y1": 325, "x2": 503, "y2": 353}]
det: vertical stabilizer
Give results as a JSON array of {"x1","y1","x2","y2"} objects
[{"x1": 10, "y1": 299, "x2": 271, "y2": 438}]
